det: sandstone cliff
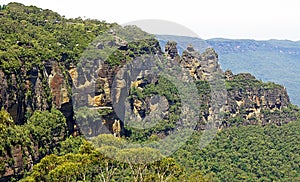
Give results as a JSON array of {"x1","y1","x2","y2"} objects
[{"x1": 0, "y1": 3, "x2": 299, "y2": 180}]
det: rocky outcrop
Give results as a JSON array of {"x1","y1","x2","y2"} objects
[
  {"x1": 129, "y1": 42, "x2": 297, "y2": 131},
  {"x1": 222, "y1": 72, "x2": 295, "y2": 127},
  {"x1": 0, "y1": 26, "x2": 298, "y2": 181},
  {"x1": 0, "y1": 35, "x2": 296, "y2": 135},
  {"x1": 0, "y1": 61, "x2": 74, "y2": 131},
  {"x1": 0, "y1": 3, "x2": 299, "y2": 180},
  {"x1": 165, "y1": 41, "x2": 180, "y2": 60}
]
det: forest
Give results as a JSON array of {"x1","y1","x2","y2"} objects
[{"x1": 0, "y1": 2, "x2": 299, "y2": 181}]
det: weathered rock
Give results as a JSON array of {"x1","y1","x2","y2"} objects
[
  {"x1": 165, "y1": 41, "x2": 179, "y2": 59},
  {"x1": 1, "y1": 29, "x2": 298, "y2": 180}
]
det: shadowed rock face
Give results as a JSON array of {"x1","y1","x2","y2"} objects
[{"x1": 0, "y1": 60, "x2": 74, "y2": 132}]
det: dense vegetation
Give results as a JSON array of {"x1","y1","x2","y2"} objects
[
  {"x1": 0, "y1": 2, "x2": 299, "y2": 182},
  {"x1": 225, "y1": 73, "x2": 282, "y2": 91},
  {"x1": 0, "y1": 108, "x2": 67, "y2": 179},
  {"x1": 8, "y1": 116, "x2": 298, "y2": 181},
  {"x1": 21, "y1": 135, "x2": 210, "y2": 182},
  {"x1": 173, "y1": 120, "x2": 300, "y2": 181},
  {"x1": 0, "y1": 2, "x2": 112, "y2": 73}
]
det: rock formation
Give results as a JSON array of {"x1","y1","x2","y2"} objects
[{"x1": 0, "y1": 10, "x2": 298, "y2": 179}]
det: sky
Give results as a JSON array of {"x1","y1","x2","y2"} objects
[{"x1": 2, "y1": 0, "x2": 300, "y2": 41}]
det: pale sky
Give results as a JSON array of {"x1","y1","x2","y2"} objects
[{"x1": 2, "y1": 0, "x2": 300, "y2": 41}]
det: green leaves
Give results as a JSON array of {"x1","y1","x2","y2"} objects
[
  {"x1": 26, "y1": 108, "x2": 67, "y2": 156},
  {"x1": 55, "y1": 136, "x2": 84, "y2": 155},
  {"x1": 0, "y1": 107, "x2": 14, "y2": 133},
  {"x1": 0, "y1": 2, "x2": 110, "y2": 72},
  {"x1": 23, "y1": 139, "x2": 201, "y2": 182},
  {"x1": 172, "y1": 120, "x2": 300, "y2": 181},
  {"x1": 0, "y1": 109, "x2": 69, "y2": 179},
  {"x1": 91, "y1": 134, "x2": 126, "y2": 149},
  {"x1": 225, "y1": 72, "x2": 281, "y2": 91},
  {"x1": 117, "y1": 147, "x2": 162, "y2": 164}
]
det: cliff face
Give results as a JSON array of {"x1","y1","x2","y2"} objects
[
  {"x1": 168, "y1": 42, "x2": 296, "y2": 128},
  {"x1": 0, "y1": 3, "x2": 299, "y2": 180},
  {"x1": 71, "y1": 31, "x2": 163, "y2": 137},
  {"x1": 0, "y1": 3, "x2": 296, "y2": 139},
  {"x1": 0, "y1": 61, "x2": 74, "y2": 131},
  {"x1": 0, "y1": 34, "x2": 296, "y2": 135},
  {"x1": 224, "y1": 71, "x2": 294, "y2": 125},
  {"x1": 125, "y1": 41, "x2": 296, "y2": 133},
  {"x1": 0, "y1": 61, "x2": 72, "y2": 179}
]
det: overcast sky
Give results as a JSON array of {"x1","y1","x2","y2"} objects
[{"x1": 2, "y1": 0, "x2": 300, "y2": 41}]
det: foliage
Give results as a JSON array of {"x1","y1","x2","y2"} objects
[
  {"x1": 22, "y1": 135, "x2": 208, "y2": 182},
  {"x1": 91, "y1": 134, "x2": 126, "y2": 149},
  {"x1": 225, "y1": 73, "x2": 281, "y2": 91},
  {"x1": 0, "y1": 2, "x2": 110, "y2": 73},
  {"x1": 104, "y1": 38, "x2": 160, "y2": 66},
  {"x1": 26, "y1": 108, "x2": 68, "y2": 156},
  {"x1": 54, "y1": 136, "x2": 85, "y2": 155},
  {"x1": 172, "y1": 120, "x2": 300, "y2": 181},
  {"x1": 1, "y1": 3, "x2": 299, "y2": 182},
  {"x1": 0, "y1": 107, "x2": 14, "y2": 133},
  {"x1": 0, "y1": 5, "x2": 6, "y2": 11},
  {"x1": 126, "y1": 76, "x2": 181, "y2": 142},
  {"x1": 0, "y1": 109, "x2": 68, "y2": 178},
  {"x1": 0, "y1": 124, "x2": 32, "y2": 177}
]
